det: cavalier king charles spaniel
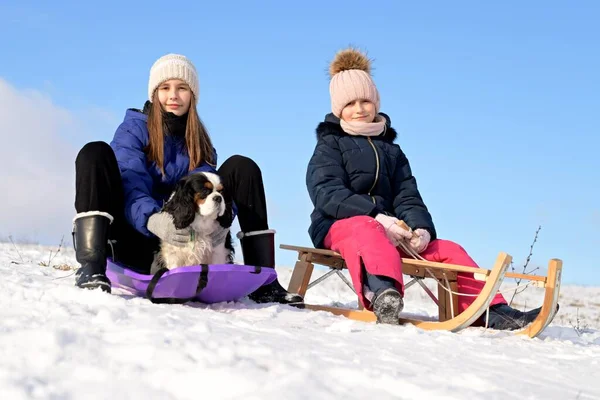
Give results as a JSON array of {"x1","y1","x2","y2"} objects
[{"x1": 151, "y1": 171, "x2": 235, "y2": 273}]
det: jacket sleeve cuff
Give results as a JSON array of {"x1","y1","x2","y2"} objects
[
  {"x1": 137, "y1": 204, "x2": 161, "y2": 237},
  {"x1": 368, "y1": 207, "x2": 380, "y2": 218}
]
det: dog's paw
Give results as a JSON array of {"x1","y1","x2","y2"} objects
[{"x1": 226, "y1": 252, "x2": 235, "y2": 264}]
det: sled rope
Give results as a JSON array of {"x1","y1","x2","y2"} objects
[{"x1": 396, "y1": 225, "x2": 536, "y2": 321}]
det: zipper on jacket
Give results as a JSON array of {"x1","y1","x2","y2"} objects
[{"x1": 367, "y1": 137, "x2": 380, "y2": 204}]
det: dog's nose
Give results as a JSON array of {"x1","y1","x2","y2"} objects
[{"x1": 213, "y1": 196, "x2": 222, "y2": 203}]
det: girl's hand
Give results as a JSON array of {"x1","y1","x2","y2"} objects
[
  {"x1": 147, "y1": 212, "x2": 192, "y2": 247},
  {"x1": 409, "y1": 228, "x2": 431, "y2": 253},
  {"x1": 375, "y1": 214, "x2": 412, "y2": 245}
]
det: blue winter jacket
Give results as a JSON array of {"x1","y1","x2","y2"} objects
[
  {"x1": 306, "y1": 113, "x2": 437, "y2": 249},
  {"x1": 109, "y1": 107, "x2": 223, "y2": 237}
]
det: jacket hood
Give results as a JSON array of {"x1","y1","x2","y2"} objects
[
  {"x1": 316, "y1": 112, "x2": 397, "y2": 142},
  {"x1": 123, "y1": 101, "x2": 150, "y2": 123}
]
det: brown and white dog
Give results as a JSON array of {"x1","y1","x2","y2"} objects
[{"x1": 150, "y1": 171, "x2": 235, "y2": 273}]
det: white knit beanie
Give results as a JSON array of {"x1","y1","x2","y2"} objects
[{"x1": 148, "y1": 54, "x2": 199, "y2": 103}]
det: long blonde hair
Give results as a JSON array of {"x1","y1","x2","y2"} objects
[{"x1": 145, "y1": 92, "x2": 216, "y2": 175}]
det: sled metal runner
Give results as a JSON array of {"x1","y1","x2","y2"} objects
[{"x1": 281, "y1": 243, "x2": 562, "y2": 338}]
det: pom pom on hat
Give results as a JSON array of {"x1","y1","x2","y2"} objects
[
  {"x1": 148, "y1": 53, "x2": 199, "y2": 103},
  {"x1": 328, "y1": 47, "x2": 380, "y2": 117},
  {"x1": 329, "y1": 47, "x2": 373, "y2": 77}
]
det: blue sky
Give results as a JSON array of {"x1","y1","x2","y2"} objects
[{"x1": 1, "y1": 1, "x2": 598, "y2": 285}]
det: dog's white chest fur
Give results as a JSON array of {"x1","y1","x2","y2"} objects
[{"x1": 152, "y1": 217, "x2": 229, "y2": 274}]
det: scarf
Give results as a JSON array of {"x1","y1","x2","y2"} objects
[
  {"x1": 142, "y1": 100, "x2": 188, "y2": 137},
  {"x1": 163, "y1": 111, "x2": 188, "y2": 137},
  {"x1": 340, "y1": 114, "x2": 387, "y2": 137}
]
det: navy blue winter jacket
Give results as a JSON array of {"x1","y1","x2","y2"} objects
[
  {"x1": 306, "y1": 113, "x2": 437, "y2": 249},
  {"x1": 109, "y1": 105, "x2": 225, "y2": 237}
]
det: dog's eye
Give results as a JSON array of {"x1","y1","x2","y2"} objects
[{"x1": 194, "y1": 188, "x2": 212, "y2": 199}]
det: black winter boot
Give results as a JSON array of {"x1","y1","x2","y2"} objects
[
  {"x1": 484, "y1": 303, "x2": 556, "y2": 330},
  {"x1": 72, "y1": 212, "x2": 113, "y2": 293},
  {"x1": 237, "y1": 230, "x2": 304, "y2": 305},
  {"x1": 372, "y1": 287, "x2": 404, "y2": 325}
]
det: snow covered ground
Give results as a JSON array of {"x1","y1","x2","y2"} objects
[{"x1": 1, "y1": 241, "x2": 599, "y2": 400}]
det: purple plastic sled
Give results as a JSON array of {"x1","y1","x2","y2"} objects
[{"x1": 106, "y1": 258, "x2": 277, "y2": 304}]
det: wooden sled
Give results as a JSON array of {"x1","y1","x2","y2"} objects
[{"x1": 281, "y1": 243, "x2": 562, "y2": 338}]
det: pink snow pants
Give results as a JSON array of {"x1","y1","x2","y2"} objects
[{"x1": 323, "y1": 216, "x2": 507, "y2": 313}]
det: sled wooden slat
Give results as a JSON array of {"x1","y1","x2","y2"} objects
[
  {"x1": 302, "y1": 304, "x2": 453, "y2": 327},
  {"x1": 515, "y1": 258, "x2": 562, "y2": 338},
  {"x1": 280, "y1": 244, "x2": 547, "y2": 284},
  {"x1": 286, "y1": 252, "x2": 314, "y2": 297}
]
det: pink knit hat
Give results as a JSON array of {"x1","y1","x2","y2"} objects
[{"x1": 329, "y1": 48, "x2": 380, "y2": 117}]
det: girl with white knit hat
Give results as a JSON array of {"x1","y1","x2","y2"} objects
[
  {"x1": 305, "y1": 47, "x2": 545, "y2": 328},
  {"x1": 71, "y1": 53, "x2": 302, "y2": 305}
]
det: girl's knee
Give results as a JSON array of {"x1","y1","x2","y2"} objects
[
  {"x1": 338, "y1": 216, "x2": 387, "y2": 235},
  {"x1": 432, "y1": 239, "x2": 465, "y2": 251},
  {"x1": 431, "y1": 239, "x2": 468, "y2": 255},
  {"x1": 221, "y1": 155, "x2": 261, "y2": 176},
  {"x1": 355, "y1": 217, "x2": 395, "y2": 247},
  {"x1": 351, "y1": 215, "x2": 380, "y2": 227},
  {"x1": 327, "y1": 215, "x2": 388, "y2": 247},
  {"x1": 76, "y1": 141, "x2": 113, "y2": 165}
]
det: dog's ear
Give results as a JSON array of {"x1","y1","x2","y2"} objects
[
  {"x1": 217, "y1": 186, "x2": 235, "y2": 229},
  {"x1": 217, "y1": 204, "x2": 234, "y2": 229},
  {"x1": 164, "y1": 177, "x2": 196, "y2": 229}
]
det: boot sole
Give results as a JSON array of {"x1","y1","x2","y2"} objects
[
  {"x1": 373, "y1": 289, "x2": 404, "y2": 325},
  {"x1": 77, "y1": 281, "x2": 112, "y2": 293}
]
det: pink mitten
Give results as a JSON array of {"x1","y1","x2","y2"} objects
[
  {"x1": 375, "y1": 214, "x2": 412, "y2": 245},
  {"x1": 374, "y1": 213, "x2": 397, "y2": 229},
  {"x1": 410, "y1": 228, "x2": 431, "y2": 253},
  {"x1": 388, "y1": 223, "x2": 413, "y2": 245}
]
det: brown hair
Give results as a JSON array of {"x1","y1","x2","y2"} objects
[{"x1": 146, "y1": 92, "x2": 216, "y2": 175}]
